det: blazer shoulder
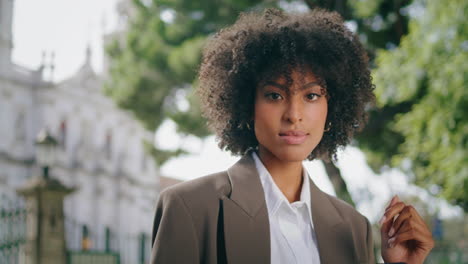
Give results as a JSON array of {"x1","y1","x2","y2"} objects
[{"x1": 159, "y1": 170, "x2": 231, "y2": 210}]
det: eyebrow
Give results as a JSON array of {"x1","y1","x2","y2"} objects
[{"x1": 263, "y1": 81, "x2": 322, "y2": 91}]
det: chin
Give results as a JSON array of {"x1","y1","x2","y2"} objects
[{"x1": 272, "y1": 147, "x2": 313, "y2": 162}]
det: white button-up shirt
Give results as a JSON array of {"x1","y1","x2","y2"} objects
[{"x1": 252, "y1": 151, "x2": 321, "y2": 264}]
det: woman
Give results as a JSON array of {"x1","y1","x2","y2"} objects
[{"x1": 150, "y1": 8, "x2": 434, "y2": 264}]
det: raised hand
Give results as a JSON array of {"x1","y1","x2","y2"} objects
[{"x1": 379, "y1": 195, "x2": 435, "y2": 264}]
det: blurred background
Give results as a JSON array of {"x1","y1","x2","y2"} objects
[{"x1": 0, "y1": 0, "x2": 466, "y2": 263}]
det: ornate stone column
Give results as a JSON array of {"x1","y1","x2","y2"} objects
[{"x1": 16, "y1": 174, "x2": 75, "y2": 264}]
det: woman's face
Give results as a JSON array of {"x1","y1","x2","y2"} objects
[{"x1": 254, "y1": 67, "x2": 328, "y2": 162}]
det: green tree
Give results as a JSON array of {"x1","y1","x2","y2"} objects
[
  {"x1": 362, "y1": 0, "x2": 468, "y2": 211},
  {"x1": 105, "y1": 0, "x2": 270, "y2": 164}
]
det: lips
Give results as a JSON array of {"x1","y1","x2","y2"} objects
[
  {"x1": 279, "y1": 130, "x2": 308, "y2": 144},
  {"x1": 279, "y1": 131, "x2": 307, "y2": 136}
]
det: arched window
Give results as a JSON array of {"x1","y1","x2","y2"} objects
[
  {"x1": 105, "y1": 131, "x2": 112, "y2": 160},
  {"x1": 59, "y1": 120, "x2": 67, "y2": 149},
  {"x1": 14, "y1": 111, "x2": 26, "y2": 141}
]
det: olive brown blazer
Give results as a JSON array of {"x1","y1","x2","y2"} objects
[{"x1": 150, "y1": 153, "x2": 376, "y2": 264}]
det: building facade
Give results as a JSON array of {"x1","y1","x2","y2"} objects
[{"x1": 0, "y1": 1, "x2": 160, "y2": 263}]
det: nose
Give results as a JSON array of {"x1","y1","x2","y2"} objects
[{"x1": 283, "y1": 98, "x2": 302, "y2": 124}]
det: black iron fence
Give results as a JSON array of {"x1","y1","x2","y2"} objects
[
  {"x1": 0, "y1": 195, "x2": 27, "y2": 264},
  {"x1": 0, "y1": 194, "x2": 152, "y2": 264},
  {"x1": 67, "y1": 250, "x2": 120, "y2": 264},
  {"x1": 64, "y1": 215, "x2": 151, "y2": 264}
]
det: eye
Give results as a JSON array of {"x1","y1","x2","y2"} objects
[
  {"x1": 306, "y1": 93, "x2": 320, "y2": 101},
  {"x1": 265, "y1": 92, "x2": 283, "y2": 101}
]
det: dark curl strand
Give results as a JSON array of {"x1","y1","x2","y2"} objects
[{"x1": 197, "y1": 8, "x2": 375, "y2": 161}]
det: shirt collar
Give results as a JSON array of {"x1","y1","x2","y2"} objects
[{"x1": 251, "y1": 151, "x2": 314, "y2": 227}]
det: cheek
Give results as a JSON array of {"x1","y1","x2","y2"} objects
[
  {"x1": 302, "y1": 103, "x2": 328, "y2": 148},
  {"x1": 306, "y1": 101, "x2": 328, "y2": 125},
  {"x1": 254, "y1": 102, "x2": 275, "y2": 124},
  {"x1": 253, "y1": 102, "x2": 279, "y2": 140}
]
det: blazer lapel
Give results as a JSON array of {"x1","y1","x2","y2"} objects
[
  {"x1": 222, "y1": 153, "x2": 270, "y2": 264},
  {"x1": 309, "y1": 177, "x2": 355, "y2": 263},
  {"x1": 221, "y1": 153, "x2": 356, "y2": 264}
]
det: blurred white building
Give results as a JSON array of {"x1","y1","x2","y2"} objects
[{"x1": 0, "y1": 0, "x2": 161, "y2": 263}]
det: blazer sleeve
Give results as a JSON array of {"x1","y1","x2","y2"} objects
[
  {"x1": 365, "y1": 217, "x2": 376, "y2": 263},
  {"x1": 150, "y1": 189, "x2": 200, "y2": 264}
]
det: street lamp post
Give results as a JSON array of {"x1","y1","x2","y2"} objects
[
  {"x1": 34, "y1": 129, "x2": 58, "y2": 179},
  {"x1": 16, "y1": 128, "x2": 75, "y2": 264}
]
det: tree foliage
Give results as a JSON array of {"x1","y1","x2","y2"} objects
[
  {"x1": 364, "y1": 0, "x2": 468, "y2": 211},
  {"x1": 105, "y1": 0, "x2": 274, "y2": 165}
]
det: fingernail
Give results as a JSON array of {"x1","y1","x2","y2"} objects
[
  {"x1": 388, "y1": 227, "x2": 395, "y2": 237},
  {"x1": 379, "y1": 215, "x2": 386, "y2": 226},
  {"x1": 388, "y1": 237, "x2": 395, "y2": 248}
]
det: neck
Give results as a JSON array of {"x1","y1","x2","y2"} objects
[{"x1": 256, "y1": 148, "x2": 303, "y2": 203}]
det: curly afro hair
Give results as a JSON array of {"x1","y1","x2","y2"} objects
[{"x1": 197, "y1": 8, "x2": 375, "y2": 161}]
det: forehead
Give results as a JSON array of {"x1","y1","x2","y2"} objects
[
  {"x1": 273, "y1": 68, "x2": 318, "y2": 84},
  {"x1": 258, "y1": 67, "x2": 323, "y2": 92}
]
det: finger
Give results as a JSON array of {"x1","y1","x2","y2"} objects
[
  {"x1": 398, "y1": 205, "x2": 432, "y2": 236},
  {"x1": 383, "y1": 195, "x2": 399, "y2": 221},
  {"x1": 389, "y1": 205, "x2": 413, "y2": 237},
  {"x1": 404, "y1": 204, "x2": 426, "y2": 224},
  {"x1": 388, "y1": 223, "x2": 434, "y2": 249},
  {"x1": 385, "y1": 195, "x2": 399, "y2": 212},
  {"x1": 379, "y1": 201, "x2": 406, "y2": 227},
  {"x1": 380, "y1": 201, "x2": 406, "y2": 235},
  {"x1": 392, "y1": 217, "x2": 422, "y2": 236},
  {"x1": 380, "y1": 196, "x2": 403, "y2": 236},
  {"x1": 389, "y1": 217, "x2": 434, "y2": 248}
]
